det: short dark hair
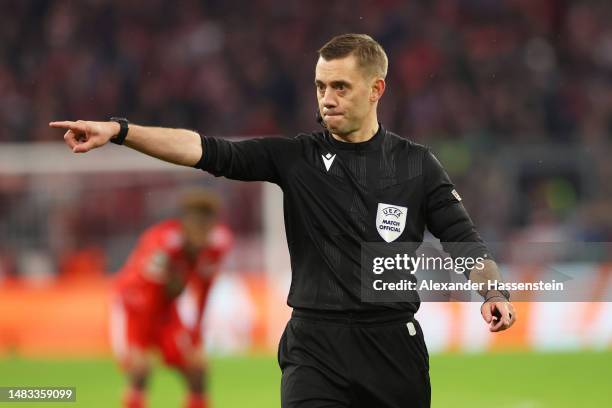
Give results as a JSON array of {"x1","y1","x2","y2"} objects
[
  {"x1": 180, "y1": 188, "x2": 220, "y2": 216},
  {"x1": 318, "y1": 34, "x2": 388, "y2": 79}
]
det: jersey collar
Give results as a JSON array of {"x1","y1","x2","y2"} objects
[{"x1": 326, "y1": 123, "x2": 386, "y2": 151}]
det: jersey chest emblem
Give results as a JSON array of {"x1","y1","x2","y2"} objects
[
  {"x1": 376, "y1": 203, "x2": 407, "y2": 243},
  {"x1": 321, "y1": 153, "x2": 336, "y2": 171}
]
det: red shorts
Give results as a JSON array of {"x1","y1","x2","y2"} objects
[{"x1": 109, "y1": 289, "x2": 202, "y2": 369}]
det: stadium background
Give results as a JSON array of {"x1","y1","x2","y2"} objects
[{"x1": 0, "y1": 0, "x2": 611, "y2": 406}]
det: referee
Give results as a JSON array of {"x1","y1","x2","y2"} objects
[{"x1": 51, "y1": 33, "x2": 516, "y2": 408}]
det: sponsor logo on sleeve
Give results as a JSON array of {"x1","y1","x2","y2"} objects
[{"x1": 451, "y1": 189, "x2": 462, "y2": 201}]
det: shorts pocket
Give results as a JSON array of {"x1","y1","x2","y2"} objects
[
  {"x1": 399, "y1": 319, "x2": 429, "y2": 372},
  {"x1": 277, "y1": 323, "x2": 289, "y2": 368}
]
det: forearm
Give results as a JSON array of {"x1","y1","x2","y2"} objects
[
  {"x1": 469, "y1": 259, "x2": 506, "y2": 298},
  {"x1": 122, "y1": 124, "x2": 202, "y2": 167}
]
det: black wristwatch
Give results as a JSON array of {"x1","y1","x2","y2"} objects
[
  {"x1": 484, "y1": 289, "x2": 510, "y2": 302},
  {"x1": 110, "y1": 117, "x2": 129, "y2": 145}
]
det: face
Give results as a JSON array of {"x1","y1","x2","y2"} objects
[
  {"x1": 315, "y1": 54, "x2": 383, "y2": 137},
  {"x1": 181, "y1": 211, "x2": 216, "y2": 250}
]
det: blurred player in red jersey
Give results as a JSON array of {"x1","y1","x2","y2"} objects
[{"x1": 109, "y1": 189, "x2": 233, "y2": 408}]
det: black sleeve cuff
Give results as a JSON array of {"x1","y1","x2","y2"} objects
[{"x1": 194, "y1": 134, "x2": 212, "y2": 170}]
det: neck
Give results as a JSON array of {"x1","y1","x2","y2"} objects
[
  {"x1": 183, "y1": 244, "x2": 197, "y2": 259},
  {"x1": 331, "y1": 115, "x2": 379, "y2": 143}
]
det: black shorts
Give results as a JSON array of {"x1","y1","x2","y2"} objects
[{"x1": 278, "y1": 309, "x2": 431, "y2": 408}]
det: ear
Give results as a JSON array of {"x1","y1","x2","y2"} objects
[{"x1": 370, "y1": 78, "x2": 386, "y2": 103}]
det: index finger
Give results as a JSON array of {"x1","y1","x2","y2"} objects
[{"x1": 49, "y1": 121, "x2": 87, "y2": 132}]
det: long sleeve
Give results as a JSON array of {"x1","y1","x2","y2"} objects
[
  {"x1": 195, "y1": 134, "x2": 299, "y2": 185},
  {"x1": 423, "y1": 149, "x2": 490, "y2": 261}
]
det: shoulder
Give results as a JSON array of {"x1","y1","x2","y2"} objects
[
  {"x1": 294, "y1": 130, "x2": 325, "y2": 142},
  {"x1": 383, "y1": 130, "x2": 430, "y2": 154},
  {"x1": 383, "y1": 134, "x2": 450, "y2": 178},
  {"x1": 141, "y1": 219, "x2": 184, "y2": 252},
  {"x1": 262, "y1": 131, "x2": 328, "y2": 160},
  {"x1": 211, "y1": 223, "x2": 233, "y2": 248},
  {"x1": 294, "y1": 130, "x2": 330, "y2": 148},
  {"x1": 251, "y1": 134, "x2": 307, "y2": 155},
  {"x1": 293, "y1": 130, "x2": 340, "y2": 157},
  {"x1": 202, "y1": 223, "x2": 233, "y2": 256},
  {"x1": 382, "y1": 130, "x2": 433, "y2": 168}
]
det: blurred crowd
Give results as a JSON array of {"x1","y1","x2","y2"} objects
[
  {"x1": 1, "y1": 0, "x2": 612, "y2": 142},
  {"x1": 1, "y1": 0, "x2": 612, "y2": 277}
]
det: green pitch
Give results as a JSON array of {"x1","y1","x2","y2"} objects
[{"x1": 0, "y1": 351, "x2": 610, "y2": 407}]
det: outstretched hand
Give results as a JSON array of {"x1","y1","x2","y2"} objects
[
  {"x1": 49, "y1": 120, "x2": 119, "y2": 153},
  {"x1": 481, "y1": 299, "x2": 516, "y2": 332}
]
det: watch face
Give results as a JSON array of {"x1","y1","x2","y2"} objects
[{"x1": 109, "y1": 118, "x2": 129, "y2": 144}]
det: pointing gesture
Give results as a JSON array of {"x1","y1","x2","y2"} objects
[
  {"x1": 49, "y1": 119, "x2": 202, "y2": 166},
  {"x1": 49, "y1": 120, "x2": 120, "y2": 153}
]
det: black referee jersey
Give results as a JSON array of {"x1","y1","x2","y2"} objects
[{"x1": 196, "y1": 124, "x2": 488, "y2": 313}]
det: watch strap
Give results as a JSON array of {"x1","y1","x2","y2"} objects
[{"x1": 110, "y1": 117, "x2": 129, "y2": 145}]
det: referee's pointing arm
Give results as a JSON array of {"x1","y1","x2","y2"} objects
[{"x1": 49, "y1": 119, "x2": 202, "y2": 167}]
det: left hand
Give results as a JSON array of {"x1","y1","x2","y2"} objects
[{"x1": 481, "y1": 299, "x2": 516, "y2": 332}]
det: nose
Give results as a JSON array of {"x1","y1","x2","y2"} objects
[{"x1": 321, "y1": 87, "x2": 337, "y2": 109}]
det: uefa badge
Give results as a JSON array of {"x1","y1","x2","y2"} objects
[{"x1": 376, "y1": 203, "x2": 407, "y2": 243}]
